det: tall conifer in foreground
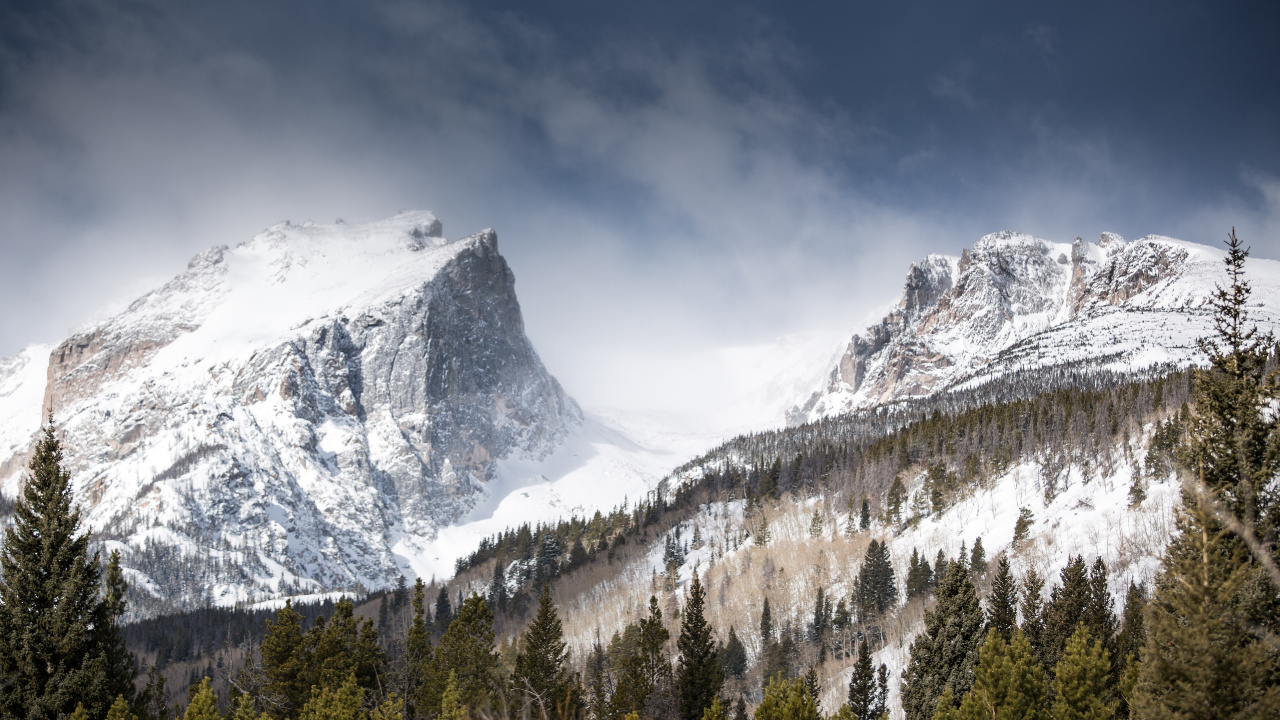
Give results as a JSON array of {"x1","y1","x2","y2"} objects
[
  {"x1": 1135, "y1": 230, "x2": 1280, "y2": 720},
  {"x1": 1050, "y1": 627, "x2": 1113, "y2": 720},
  {"x1": 987, "y1": 556, "x2": 1018, "y2": 641},
  {"x1": 0, "y1": 423, "x2": 136, "y2": 720},
  {"x1": 513, "y1": 585, "x2": 577, "y2": 718},
  {"x1": 901, "y1": 557, "x2": 984, "y2": 720},
  {"x1": 933, "y1": 631, "x2": 1046, "y2": 720},
  {"x1": 677, "y1": 577, "x2": 723, "y2": 720}
]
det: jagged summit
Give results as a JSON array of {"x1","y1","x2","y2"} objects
[
  {"x1": 1, "y1": 212, "x2": 584, "y2": 614},
  {"x1": 789, "y1": 231, "x2": 1280, "y2": 424}
]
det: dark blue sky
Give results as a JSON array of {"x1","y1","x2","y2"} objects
[{"x1": 2, "y1": 0, "x2": 1278, "y2": 407}]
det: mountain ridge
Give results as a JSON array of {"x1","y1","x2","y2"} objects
[{"x1": 789, "y1": 231, "x2": 1280, "y2": 424}]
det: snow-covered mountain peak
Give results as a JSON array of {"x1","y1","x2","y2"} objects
[
  {"x1": 0, "y1": 211, "x2": 594, "y2": 613},
  {"x1": 789, "y1": 231, "x2": 1280, "y2": 424}
]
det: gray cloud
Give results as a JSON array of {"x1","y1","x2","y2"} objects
[{"x1": 1, "y1": 0, "x2": 1278, "y2": 414}]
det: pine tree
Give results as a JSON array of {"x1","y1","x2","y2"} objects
[
  {"x1": 846, "y1": 637, "x2": 876, "y2": 720},
  {"x1": 108, "y1": 695, "x2": 140, "y2": 720},
  {"x1": 887, "y1": 477, "x2": 907, "y2": 527},
  {"x1": 809, "y1": 511, "x2": 825, "y2": 539},
  {"x1": 434, "y1": 595, "x2": 498, "y2": 711},
  {"x1": 230, "y1": 694, "x2": 258, "y2": 720},
  {"x1": 1050, "y1": 627, "x2": 1114, "y2": 720},
  {"x1": 306, "y1": 599, "x2": 387, "y2": 695},
  {"x1": 969, "y1": 538, "x2": 986, "y2": 579},
  {"x1": 733, "y1": 697, "x2": 747, "y2": 720},
  {"x1": 933, "y1": 631, "x2": 1046, "y2": 720},
  {"x1": 298, "y1": 675, "x2": 364, "y2": 720},
  {"x1": 874, "y1": 665, "x2": 888, "y2": 720},
  {"x1": 719, "y1": 627, "x2": 747, "y2": 678},
  {"x1": 261, "y1": 601, "x2": 311, "y2": 715},
  {"x1": 701, "y1": 697, "x2": 728, "y2": 720},
  {"x1": 760, "y1": 598, "x2": 773, "y2": 648},
  {"x1": 369, "y1": 697, "x2": 403, "y2": 720},
  {"x1": 901, "y1": 557, "x2": 985, "y2": 720},
  {"x1": 677, "y1": 581, "x2": 723, "y2": 720},
  {"x1": 514, "y1": 585, "x2": 575, "y2": 717},
  {"x1": 1012, "y1": 509, "x2": 1034, "y2": 549},
  {"x1": 183, "y1": 679, "x2": 221, "y2": 720},
  {"x1": 612, "y1": 596, "x2": 671, "y2": 717},
  {"x1": 434, "y1": 587, "x2": 454, "y2": 635},
  {"x1": 802, "y1": 667, "x2": 820, "y2": 707},
  {"x1": 987, "y1": 555, "x2": 1019, "y2": 641},
  {"x1": 438, "y1": 672, "x2": 465, "y2": 720},
  {"x1": 1114, "y1": 582, "x2": 1145, "y2": 683},
  {"x1": 0, "y1": 424, "x2": 136, "y2": 720},
  {"x1": 407, "y1": 580, "x2": 435, "y2": 720},
  {"x1": 906, "y1": 549, "x2": 923, "y2": 600},
  {"x1": 1019, "y1": 569, "x2": 1046, "y2": 664},
  {"x1": 1135, "y1": 230, "x2": 1280, "y2": 720},
  {"x1": 934, "y1": 550, "x2": 949, "y2": 587},
  {"x1": 859, "y1": 499, "x2": 871, "y2": 531},
  {"x1": 753, "y1": 676, "x2": 819, "y2": 720},
  {"x1": 856, "y1": 540, "x2": 897, "y2": 621},
  {"x1": 489, "y1": 560, "x2": 507, "y2": 614},
  {"x1": 1043, "y1": 556, "x2": 1091, "y2": 672}
]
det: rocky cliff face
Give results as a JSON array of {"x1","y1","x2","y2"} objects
[
  {"x1": 790, "y1": 231, "x2": 1280, "y2": 424},
  {"x1": 0, "y1": 212, "x2": 581, "y2": 613}
]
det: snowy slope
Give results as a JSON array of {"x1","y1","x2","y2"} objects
[
  {"x1": 0, "y1": 345, "x2": 49, "y2": 483},
  {"x1": 791, "y1": 232, "x2": 1280, "y2": 424}
]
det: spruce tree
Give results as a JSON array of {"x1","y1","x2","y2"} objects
[
  {"x1": 183, "y1": 679, "x2": 220, "y2": 720},
  {"x1": 306, "y1": 599, "x2": 387, "y2": 695},
  {"x1": 1050, "y1": 627, "x2": 1114, "y2": 720},
  {"x1": 719, "y1": 627, "x2": 746, "y2": 678},
  {"x1": 901, "y1": 557, "x2": 985, "y2": 720},
  {"x1": 887, "y1": 477, "x2": 907, "y2": 527},
  {"x1": 906, "y1": 549, "x2": 923, "y2": 600},
  {"x1": 701, "y1": 697, "x2": 728, "y2": 720},
  {"x1": 298, "y1": 675, "x2": 363, "y2": 720},
  {"x1": 433, "y1": 587, "x2": 453, "y2": 635},
  {"x1": 406, "y1": 580, "x2": 435, "y2": 720},
  {"x1": 753, "y1": 676, "x2": 819, "y2": 720},
  {"x1": 107, "y1": 695, "x2": 140, "y2": 720},
  {"x1": 261, "y1": 601, "x2": 310, "y2": 715},
  {"x1": 1114, "y1": 582, "x2": 1145, "y2": 670},
  {"x1": 969, "y1": 538, "x2": 986, "y2": 579},
  {"x1": 612, "y1": 596, "x2": 671, "y2": 717},
  {"x1": 1043, "y1": 556, "x2": 1093, "y2": 672},
  {"x1": 1019, "y1": 569, "x2": 1046, "y2": 662},
  {"x1": 846, "y1": 637, "x2": 876, "y2": 720},
  {"x1": 433, "y1": 595, "x2": 498, "y2": 711},
  {"x1": 933, "y1": 631, "x2": 1046, "y2": 720},
  {"x1": 987, "y1": 555, "x2": 1019, "y2": 641},
  {"x1": 438, "y1": 672, "x2": 465, "y2": 720},
  {"x1": 0, "y1": 424, "x2": 136, "y2": 720},
  {"x1": 513, "y1": 585, "x2": 575, "y2": 717},
  {"x1": 1135, "y1": 230, "x2": 1280, "y2": 720},
  {"x1": 230, "y1": 694, "x2": 258, "y2": 720},
  {"x1": 859, "y1": 499, "x2": 871, "y2": 531},
  {"x1": 856, "y1": 540, "x2": 897, "y2": 621}
]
